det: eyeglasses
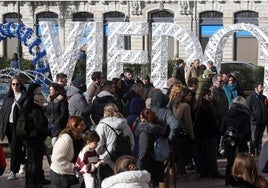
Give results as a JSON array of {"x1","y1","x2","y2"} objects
[
  {"x1": 217, "y1": 80, "x2": 223, "y2": 82},
  {"x1": 11, "y1": 83, "x2": 20, "y2": 86}
]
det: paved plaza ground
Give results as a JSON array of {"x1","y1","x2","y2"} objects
[{"x1": 1, "y1": 133, "x2": 268, "y2": 188}]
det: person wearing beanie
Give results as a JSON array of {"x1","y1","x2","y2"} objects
[{"x1": 67, "y1": 77, "x2": 92, "y2": 129}]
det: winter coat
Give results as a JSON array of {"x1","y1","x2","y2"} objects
[
  {"x1": 95, "y1": 116, "x2": 134, "y2": 169},
  {"x1": 220, "y1": 103, "x2": 251, "y2": 147},
  {"x1": 0, "y1": 145, "x2": 6, "y2": 170},
  {"x1": 195, "y1": 75, "x2": 212, "y2": 101},
  {"x1": 26, "y1": 103, "x2": 49, "y2": 140},
  {"x1": 210, "y1": 85, "x2": 229, "y2": 121},
  {"x1": 173, "y1": 102, "x2": 194, "y2": 140},
  {"x1": 126, "y1": 96, "x2": 145, "y2": 126},
  {"x1": 137, "y1": 121, "x2": 168, "y2": 183},
  {"x1": 92, "y1": 90, "x2": 116, "y2": 124},
  {"x1": 246, "y1": 92, "x2": 268, "y2": 126},
  {"x1": 86, "y1": 81, "x2": 99, "y2": 104},
  {"x1": 227, "y1": 176, "x2": 259, "y2": 188},
  {"x1": 172, "y1": 65, "x2": 186, "y2": 86},
  {"x1": 150, "y1": 91, "x2": 179, "y2": 142},
  {"x1": 185, "y1": 66, "x2": 199, "y2": 85},
  {"x1": 259, "y1": 140, "x2": 268, "y2": 173},
  {"x1": 0, "y1": 88, "x2": 26, "y2": 140},
  {"x1": 50, "y1": 133, "x2": 75, "y2": 175},
  {"x1": 67, "y1": 85, "x2": 92, "y2": 128},
  {"x1": 194, "y1": 100, "x2": 218, "y2": 139},
  {"x1": 101, "y1": 170, "x2": 151, "y2": 188},
  {"x1": 46, "y1": 94, "x2": 69, "y2": 137}
]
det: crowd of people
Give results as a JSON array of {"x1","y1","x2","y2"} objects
[{"x1": 0, "y1": 58, "x2": 268, "y2": 188}]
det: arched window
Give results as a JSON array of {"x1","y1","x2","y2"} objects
[
  {"x1": 36, "y1": 12, "x2": 58, "y2": 37},
  {"x1": 103, "y1": 11, "x2": 127, "y2": 61},
  {"x1": 35, "y1": 12, "x2": 58, "y2": 52},
  {"x1": 73, "y1": 12, "x2": 94, "y2": 59},
  {"x1": 148, "y1": 10, "x2": 174, "y2": 59},
  {"x1": 234, "y1": 11, "x2": 258, "y2": 63},
  {"x1": 3, "y1": 13, "x2": 22, "y2": 58},
  {"x1": 199, "y1": 11, "x2": 223, "y2": 52},
  {"x1": 73, "y1": 12, "x2": 94, "y2": 22}
]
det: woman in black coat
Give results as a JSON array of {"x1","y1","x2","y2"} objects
[
  {"x1": 137, "y1": 108, "x2": 169, "y2": 188},
  {"x1": 220, "y1": 96, "x2": 251, "y2": 186},
  {"x1": 194, "y1": 89, "x2": 223, "y2": 179},
  {"x1": 0, "y1": 76, "x2": 26, "y2": 180},
  {"x1": 24, "y1": 85, "x2": 50, "y2": 187},
  {"x1": 47, "y1": 83, "x2": 69, "y2": 146}
]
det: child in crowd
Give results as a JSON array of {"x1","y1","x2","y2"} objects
[
  {"x1": 0, "y1": 144, "x2": 7, "y2": 178},
  {"x1": 75, "y1": 130, "x2": 103, "y2": 188}
]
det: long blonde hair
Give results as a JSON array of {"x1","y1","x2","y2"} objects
[
  {"x1": 232, "y1": 153, "x2": 268, "y2": 188},
  {"x1": 169, "y1": 84, "x2": 183, "y2": 101},
  {"x1": 103, "y1": 103, "x2": 123, "y2": 118}
]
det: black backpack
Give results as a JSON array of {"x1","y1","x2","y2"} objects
[
  {"x1": 103, "y1": 123, "x2": 131, "y2": 162},
  {"x1": 223, "y1": 126, "x2": 239, "y2": 148}
]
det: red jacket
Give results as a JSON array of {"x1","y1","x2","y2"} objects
[{"x1": 0, "y1": 145, "x2": 7, "y2": 168}]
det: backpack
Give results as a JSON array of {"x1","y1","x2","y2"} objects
[
  {"x1": 14, "y1": 100, "x2": 27, "y2": 138},
  {"x1": 153, "y1": 136, "x2": 170, "y2": 161},
  {"x1": 223, "y1": 126, "x2": 239, "y2": 148},
  {"x1": 103, "y1": 123, "x2": 131, "y2": 162},
  {"x1": 152, "y1": 110, "x2": 170, "y2": 161}
]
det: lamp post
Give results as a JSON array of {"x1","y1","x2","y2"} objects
[{"x1": 17, "y1": 0, "x2": 22, "y2": 58}]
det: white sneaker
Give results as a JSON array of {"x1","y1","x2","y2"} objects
[
  {"x1": 7, "y1": 171, "x2": 16, "y2": 180},
  {"x1": 18, "y1": 164, "x2": 26, "y2": 174}
]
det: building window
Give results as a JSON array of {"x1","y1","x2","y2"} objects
[
  {"x1": 148, "y1": 10, "x2": 174, "y2": 59},
  {"x1": 199, "y1": 11, "x2": 223, "y2": 52},
  {"x1": 73, "y1": 12, "x2": 94, "y2": 59},
  {"x1": 3, "y1": 13, "x2": 22, "y2": 58},
  {"x1": 103, "y1": 11, "x2": 127, "y2": 61},
  {"x1": 234, "y1": 11, "x2": 258, "y2": 63}
]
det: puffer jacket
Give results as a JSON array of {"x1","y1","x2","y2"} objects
[
  {"x1": 101, "y1": 170, "x2": 151, "y2": 188},
  {"x1": 67, "y1": 85, "x2": 92, "y2": 128},
  {"x1": 95, "y1": 116, "x2": 134, "y2": 169}
]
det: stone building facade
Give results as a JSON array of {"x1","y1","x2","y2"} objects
[{"x1": 1, "y1": 0, "x2": 268, "y2": 66}]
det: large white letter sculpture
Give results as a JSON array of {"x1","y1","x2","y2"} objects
[
  {"x1": 151, "y1": 23, "x2": 203, "y2": 88},
  {"x1": 204, "y1": 23, "x2": 268, "y2": 95},
  {"x1": 107, "y1": 22, "x2": 148, "y2": 80},
  {"x1": 85, "y1": 22, "x2": 103, "y2": 86},
  {"x1": 40, "y1": 21, "x2": 86, "y2": 82}
]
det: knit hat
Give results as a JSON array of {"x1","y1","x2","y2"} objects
[{"x1": 72, "y1": 77, "x2": 85, "y2": 88}]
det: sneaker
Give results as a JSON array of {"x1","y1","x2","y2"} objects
[
  {"x1": 18, "y1": 164, "x2": 26, "y2": 174},
  {"x1": 7, "y1": 171, "x2": 16, "y2": 180}
]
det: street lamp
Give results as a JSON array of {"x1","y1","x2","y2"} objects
[{"x1": 17, "y1": 0, "x2": 22, "y2": 58}]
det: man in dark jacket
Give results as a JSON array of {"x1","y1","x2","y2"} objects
[{"x1": 246, "y1": 82, "x2": 268, "y2": 156}]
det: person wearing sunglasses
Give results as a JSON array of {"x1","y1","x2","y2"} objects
[{"x1": 0, "y1": 76, "x2": 27, "y2": 180}]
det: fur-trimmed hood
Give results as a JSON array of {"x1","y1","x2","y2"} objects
[{"x1": 47, "y1": 94, "x2": 64, "y2": 103}]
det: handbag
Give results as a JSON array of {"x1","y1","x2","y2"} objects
[{"x1": 14, "y1": 100, "x2": 27, "y2": 138}]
